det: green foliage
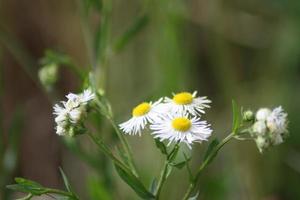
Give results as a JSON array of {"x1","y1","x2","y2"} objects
[
  {"x1": 87, "y1": 176, "x2": 112, "y2": 200},
  {"x1": 114, "y1": 14, "x2": 149, "y2": 52},
  {"x1": 114, "y1": 164, "x2": 155, "y2": 199},
  {"x1": 154, "y1": 139, "x2": 168, "y2": 155},
  {"x1": 7, "y1": 176, "x2": 79, "y2": 200},
  {"x1": 203, "y1": 139, "x2": 219, "y2": 164},
  {"x1": 232, "y1": 100, "x2": 241, "y2": 134}
]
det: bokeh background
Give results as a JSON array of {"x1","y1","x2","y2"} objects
[{"x1": 1, "y1": 0, "x2": 300, "y2": 199}]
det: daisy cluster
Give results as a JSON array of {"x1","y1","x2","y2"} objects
[
  {"x1": 53, "y1": 89, "x2": 95, "y2": 136},
  {"x1": 251, "y1": 107, "x2": 288, "y2": 152},
  {"x1": 119, "y1": 91, "x2": 213, "y2": 148}
]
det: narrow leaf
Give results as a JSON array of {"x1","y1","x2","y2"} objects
[
  {"x1": 232, "y1": 100, "x2": 240, "y2": 134},
  {"x1": 149, "y1": 178, "x2": 157, "y2": 194},
  {"x1": 154, "y1": 139, "x2": 167, "y2": 155},
  {"x1": 203, "y1": 139, "x2": 219, "y2": 162},
  {"x1": 114, "y1": 14, "x2": 149, "y2": 52},
  {"x1": 170, "y1": 155, "x2": 191, "y2": 169},
  {"x1": 59, "y1": 167, "x2": 72, "y2": 192},
  {"x1": 114, "y1": 164, "x2": 154, "y2": 199},
  {"x1": 188, "y1": 191, "x2": 199, "y2": 200}
]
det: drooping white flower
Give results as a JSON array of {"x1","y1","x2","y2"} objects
[
  {"x1": 255, "y1": 136, "x2": 269, "y2": 153},
  {"x1": 119, "y1": 99, "x2": 163, "y2": 136},
  {"x1": 266, "y1": 106, "x2": 288, "y2": 135},
  {"x1": 256, "y1": 108, "x2": 271, "y2": 121},
  {"x1": 251, "y1": 106, "x2": 288, "y2": 152},
  {"x1": 252, "y1": 121, "x2": 267, "y2": 136},
  {"x1": 163, "y1": 91, "x2": 211, "y2": 116},
  {"x1": 150, "y1": 113, "x2": 212, "y2": 148},
  {"x1": 53, "y1": 89, "x2": 95, "y2": 136}
]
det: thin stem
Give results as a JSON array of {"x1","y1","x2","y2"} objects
[
  {"x1": 107, "y1": 117, "x2": 139, "y2": 177},
  {"x1": 154, "y1": 160, "x2": 169, "y2": 199},
  {"x1": 182, "y1": 132, "x2": 235, "y2": 200},
  {"x1": 46, "y1": 189, "x2": 77, "y2": 199},
  {"x1": 86, "y1": 131, "x2": 131, "y2": 173},
  {"x1": 154, "y1": 143, "x2": 180, "y2": 199}
]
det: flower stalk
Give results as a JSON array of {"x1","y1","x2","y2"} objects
[{"x1": 182, "y1": 132, "x2": 235, "y2": 200}]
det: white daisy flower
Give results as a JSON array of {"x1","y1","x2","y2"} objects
[
  {"x1": 150, "y1": 113, "x2": 212, "y2": 148},
  {"x1": 119, "y1": 99, "x2": 163, "y2": 135},
  {"x1": 163, "y1": 91, "x2": 211, "y2": 116}
]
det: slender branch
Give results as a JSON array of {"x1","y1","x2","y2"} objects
[
  {"x1": 86, "y1": 131, "x2": 131, "y2": 173},
  {"x1": 107, "y1": 117, "x2": 139, "y2": 177},
  {"x1": 182, "y1": 132, "x2": 235, "y2": 200},
  {"x1": 154, "y1": 143, "x2": 180, "y2": 199},
  {"x1": 46, "y1": 188, "x2": 78, "y2": 199},
  {"x1": 154, "y1": 160, "x2": 169, "y2": 199}
]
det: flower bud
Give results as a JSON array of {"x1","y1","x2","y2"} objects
[
  {"x1": 243, "y1": 110, "x2": 254, "y2": 122},
  {"x1": 38, "y1": 64, "x2": 58, "y2": 90}
]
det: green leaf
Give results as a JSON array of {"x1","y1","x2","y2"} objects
[
  {"x1": 87, "y1": 176, "x2": 112, "y2": 200},
  {"x1": 165, "y1": 165, "x2": 173, "y2": 179},
  {"x1": 154, "y1": 139, "x2": 167, "y2": 155},
  {"x1": 114, "y1": 14, "x2": 149, "y2": 52},
  {"x1": 59, "y1": 168, "x2": 72, "y2": 192},
  {"x1": 7, "y1": 178, "x2": 46, "y2": 195},
  {"x1": 232, "y1": 100, "x2": 241, "y2": 134},
  {"x1": 203, "y1": 139, "x2": 219, "y2": 163},
  {"x1": 149, "y1": 178, "x2": 157, "y2": 194},
  {"x1": 16, "y1": 193, "x2": 33, "y2": 200},
  {"x1": 170, "y1": 156, "x2": 191, "y2": 169},
  {"x1": 188, "y1": 191, "x2": 199, "y2": 200},
  {"x1": 167, "y1": 144, "x2": 180, "y2": 162},
  {"x1": 114, "y1": 164, "x2": 154, "y2": 199}
]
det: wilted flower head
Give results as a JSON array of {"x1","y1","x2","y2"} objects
[
  {"x1": 251, "y1": 106, "x2": 288, "y2": 153},
  {"x1": 53, "y1": 89, "x2": 95, "y2": 136}
]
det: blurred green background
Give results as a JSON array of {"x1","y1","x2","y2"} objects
[{"x1": 1, "y1": 0, "x2": 300, "y2": 199}]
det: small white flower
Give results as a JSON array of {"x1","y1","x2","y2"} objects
[
  {"x1": 150, "y1": 113, "x2": 212, "y2": 148},
  {"x1": 69, "y1": 107, "x2": 87, "y2": 124},
  {"x1": 53, "y1": 89, "x2": 95, "y2": 136},
  {"x1": 56, "y1": 125, "x2": 67, "y2": 136},
  {"x1": 163, "y1": 91, "x2": 211, "y2": 116},
  {"x1": 119, "y1": 100, "x2": 163, "y2": 135},
  {"x1": 65, "y1": 89, "x2": 95, "y2": 108},
  {"x1": 256, "y1": 108, "x2": 271, "y2": 121},
  {"x1": 252, "y1": 121, "x2": 267, "y2": 136},
  {"x1": 255, "y1": 136, "x2": 269, "y2": 153},
  {"x1": 266, "y1": 106, "x2": 288, "y2": 135},
  {"x1": 252, "y1": 106, "x2": 289, "y2": 152}
]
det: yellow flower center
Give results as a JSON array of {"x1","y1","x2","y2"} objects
[
  {"x1": 172, "y1": 117, "x2": 192, "y2": 132},
  {"x1": 132, "y1": 102, "x2": 151, "y2": 117},
  {"x1": 173, "y1": 92, "x2": 193, "y2": 105}
]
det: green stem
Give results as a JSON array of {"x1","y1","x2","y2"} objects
[
  {"x1": 182, "y1": 133, "x2": 235, "y2": 200},
  {"x1": 46, "y1": 188, "x2": 78, "y2": 199},
  {"x1": 86, "y1": 131, "x2": 131, "y2": 173},
  {"x1": 154, "y1": 143, "x2": 180, "y2": 199},
  {"x1": 154, "y1": 160, "x2": 169, "y2": 199},
  {"x1": 107, "y1": 117, "x2": 139, "y2": 177}
]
